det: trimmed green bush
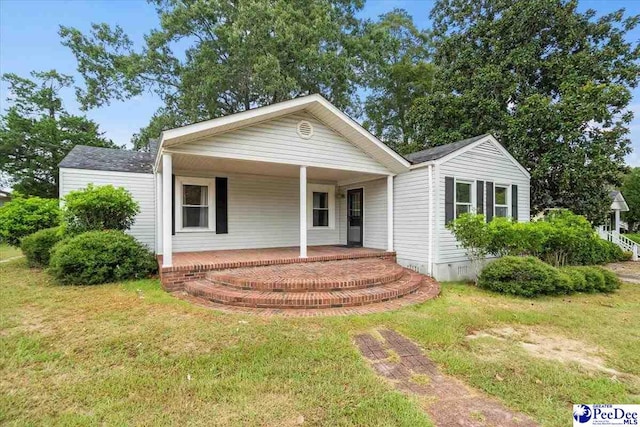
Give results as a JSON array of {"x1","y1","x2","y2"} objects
[
  {"x1": 49, "y1": 230, "x2": 157, "y2": 285},
  {"x1": 560, "y1": 267, "x2": 591, "y2": 292},
  {"x1": 478, "y1": 256, "x2": 566, "y2": 297},
  {"x1": 20, "y1": 227, "x2": 64, "y2": 268},
  {"x1": 0, "y1": 195, "x2": 60, "y2": 246},
  {"x1": 480, "y1": 258, "x2": 622, "y2": 298},
  {"x1": 599, "y1": 268, "x2": 622, "y2": 292},
  {"x1": 62, "y1": 184, "x2": 140, "y2": 235}
]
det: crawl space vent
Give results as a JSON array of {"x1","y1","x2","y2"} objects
[{"x1": 296, "y1": 120, "x2": 314, "y2": 139}]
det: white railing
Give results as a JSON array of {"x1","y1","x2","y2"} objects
[{"x1": 597, "y1": 226, "x2": 638, "y2": 261}]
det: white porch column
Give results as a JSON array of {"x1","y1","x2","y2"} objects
[
  {"x1": 162, "y1": 153, "x2": 173, "y2": 267},
  {"x1": 156, "y1": 171, "x2": 163, "y2": 255},
  {"x1": 387, "y1": 175, "x2": 394, "y2": 252},
  {"x1": 614, "y1": 209, "x2": 621, "y2": 234},
  {"x1": 300, "y1": 166, "x2": 307, "y2": 258}
]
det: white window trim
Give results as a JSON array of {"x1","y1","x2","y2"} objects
[
  {"x1": 307, "y1": 183, "x2": 336, "y2": 230},
  {"x1": 494, "y1": 183, "x2": 511, "y2": 218},
  {"x1": 454, "y1": 179, "x2": 475, "y2": 218},
  {"x1": 175, "y1": 176, "x2": 216, "y2": 232}
]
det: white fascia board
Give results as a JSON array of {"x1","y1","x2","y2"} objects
[
  {"x1": 434, "y1": 134, "x2": 531, "y2": 178},
  {"x1": 60, "y1": 167, "x2": 153, "y2": 178}
]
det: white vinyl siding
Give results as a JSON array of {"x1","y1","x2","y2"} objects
[
  {"x1": 436, "y1": 140, "x2": 530, "y2": 264},
  {"x1": 59, "y1": 168, "x2": 156, "y2": 249},
  {"x1": 393, "y1": 168, "x2": 430, "y2": 273},
  {"x1": 338, "y1": 177, "x2": 388, "y2": 250},
  {"x1": 171, "y1": 171, "x2": 342, "y2": 252},
  {"x1": 168, "y1": 112, "x2": 391, "y2": 175}
]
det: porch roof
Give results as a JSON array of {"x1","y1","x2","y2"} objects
[{"x1": 157, "y1": 94, "x2": 410, "y2": 174}]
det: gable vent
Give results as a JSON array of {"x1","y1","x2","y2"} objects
[{"x1": 296, "y1": 120, "x2": 314, "y2": 139}]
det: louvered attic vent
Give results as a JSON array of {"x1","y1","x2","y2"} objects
[{"x1": 296, "y1": 120, "x2": 314, "y2": 139}]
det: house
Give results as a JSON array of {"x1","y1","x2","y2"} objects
[
  {"x1": 0, "y1": 189, "x2": 11, "y2": 207},
  {"x1": 59, "y1": 94, "x2": 530, "y2": 310},
  {"x1": 608, "y1": 190, "x2": 629, "y2": 234}
]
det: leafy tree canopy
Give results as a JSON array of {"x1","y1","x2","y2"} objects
[
  {"x1": 0, "y1": 70, "x2": 117, "y2": 198},
  {"x1": 409, "y1": 0, "x2": 640, "y2": 224},
  {"x1": 60, "y1": 0, "x2": 368, "y2": 150},
  {"x1": 622, "y1": 167, "x2": 640, "y2": 231},
  {"x1": 361, "y1": 9, "x2": 434, "y2": 153}
]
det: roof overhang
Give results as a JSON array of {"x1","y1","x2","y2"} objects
[
  {"x1": 156, "y1": 94, "x2": 410, "y2": 174},
  {"x1": 410, "y1": 134, "x2": 531, "y2": 178},
  {"x1": 611, "y1": 192, "x2": 629, "y2": 212}
]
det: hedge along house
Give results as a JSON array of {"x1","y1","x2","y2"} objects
[{"x1": 58, "y1": 95, "x2": 529, "y2": 310}]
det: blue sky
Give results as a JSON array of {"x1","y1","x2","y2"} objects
[{"x1": 1, "y1": 0, "x2": 639, "y2": 163}]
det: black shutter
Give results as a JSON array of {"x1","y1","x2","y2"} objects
[
  {"x1": 171, "y1": 174, "x2": 176, "y2": 235},
  {"x1": 476, "y1": 180, "x2": 484, "y2": 215},
  {"x1": 445, "y1": 176, "x2": 454, "y2": 225},
  {"x1": 486, "y1": 181, "x2": 494, "y2": 223},
  {"x1": 216, "y1": 177, "x2": 228, "y2": 234},
  {"x1": 512, "y1": 185, "x2": 518, "y2": 221}
]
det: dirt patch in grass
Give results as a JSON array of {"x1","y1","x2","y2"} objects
[
  {"x1": 355, "y1": 329, "x2": 537, "y2": 427},
  {"x1": 467, "y1": 327, "x2": 623, "y2": 377}
]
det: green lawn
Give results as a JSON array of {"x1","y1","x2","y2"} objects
[
  {"x1": 625, "y1": 233, "x2": 640, "y2": 245},
  {"x1": 0, "y1": 244, "x2": 21, "y2": 261},
  {"x1": 1, "y1": 258, "x2": 638, "y2": 426}
]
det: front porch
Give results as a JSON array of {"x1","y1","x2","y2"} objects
[
  {"x1": 159, "y1": 245, "x2": 395, "y2": 290},
  {"x1": 158, "y1": 245, "x2": 439, "y2": 315}
]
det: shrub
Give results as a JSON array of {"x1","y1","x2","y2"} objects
[
  {"x1": 599, "y1": 268, "x2": 621, "y2": 292},
  {"x1": 446, "y1": 213, "x2": 491, "y2": 283},
  {"x1": 478, "y1": 256, "x2": 566, "y2": 297},
  {"x1": 0, "y1": 195, "x2": 60, "y2": 246},
  {"x1": 62, "y1": 184, "x2": 140, "y2": 234},
  {"x1": 621, "y1": 251, "x2": 634, "y2": 261},
  {"x1": 49, "y1": 230, "x2": 157, "y2": 285},
  {"x1": 561, "y1": 266, "x2": 596, "y2": 293},
  {"x1": 20, "y1": 227, "x2": 63, "y2": 268}
]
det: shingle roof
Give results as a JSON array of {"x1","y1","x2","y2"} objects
[
  {"x1": 405, "y1": 134, "x2": 490, "y2": 164},
  {"x1": 59, "y1": 145, "x2": 154, "y2": 174}
]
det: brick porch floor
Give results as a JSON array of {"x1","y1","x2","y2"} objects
[{"x1": 160, "y1": 245, "x2": 389, "y2": 270}]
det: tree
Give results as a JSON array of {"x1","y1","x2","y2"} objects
[
  {"x1": 361, "y1": 10, "x2": 434, "y2": 154},
  {"x1": 60, "y1": 0, "x2": 368, "y2": 150},
  {"x1": 409, "y1": 0, "x2": 640, "y2": 224},
  {"x1": 622, "y1": 168, "x2": 640, "y2": 232},
  {"x1": 0, "y1": 71, "x2": 117, "y2": 198}
]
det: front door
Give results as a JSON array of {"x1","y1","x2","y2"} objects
[{"x1": 347, "y1": 188, "x2": 363, "y2": 247}]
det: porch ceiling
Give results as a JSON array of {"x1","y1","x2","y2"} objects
[{"x1": 168, "y1": 152, "x2": 386, "y2": 183}]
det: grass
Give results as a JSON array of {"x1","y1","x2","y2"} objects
[
  {"x1": 1, "y1": 259, "x2": 639, "y2": 426},
  {"x1": 625, "y1": 233, "x2": 640, "y2": 245},
  {"x1": 0, "y1": 244, "x2": 21, "y2": 261}
]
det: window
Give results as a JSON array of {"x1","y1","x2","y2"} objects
[
  {"x1": 495, "y1": 185, "x2": 509, "y2": 217},
  {"x1": 313, "y1": 192, "x2": 329, "y2": 227},
  {"x1": 307, "y1": 184, "x2": 335, "y2": 229},
  {"x1": 455, "y1": 181, "x2": 472, "y2": 217},
  {"x1": 176, "y1": 177, "x2": 215, "y2": 231}
]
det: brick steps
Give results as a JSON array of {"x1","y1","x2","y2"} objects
[
  {"x1": 185, "y1": 269, "x2": 424, "y2": 309},
  {"x1": 205, "y1": 258, "x2": 406, "y2": 292}
]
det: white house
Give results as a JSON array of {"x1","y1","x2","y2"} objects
[{"x1": 59, "y1": 94, "x2": 531, "y2": 283}]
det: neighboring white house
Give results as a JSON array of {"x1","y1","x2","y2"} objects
[{"x1": 58, "y1": 94, "x2": 531, "y2": 281}]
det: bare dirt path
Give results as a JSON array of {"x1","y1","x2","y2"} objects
[{"x1": 354, "y1": 329, "x2": 538, "y2": 427}]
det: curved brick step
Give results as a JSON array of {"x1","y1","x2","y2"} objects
[
  {"x1": 205, "y1": 258, "x2": 406, "y2": 292},
  {"x1": 185, "y1": 269, "x2": 425, "y2": 309}
]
